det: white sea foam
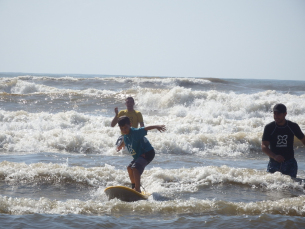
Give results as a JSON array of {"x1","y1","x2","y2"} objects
[
  {"x1": 0, "y1": 162, "x2": 304, "y2": 216},
  {"x1": 0, "y1": 78, "x2": 116, "y2": 97},
  {"x1": 1, "y1": 86, "x2": 305, "y2": 156},
  {"x1": 0, "y1": 161, "x2": 303, "y2": 192},
  {"x1": 2, "y1": 75, "x2": 305, "y2": 226},
  {"x1": 1, "y1": 195, "x2": 305, "y2": 216},
  {"x1": 0, "y1": 161, "x2": 123, "y2": 187},
  {"x1": 0, "y1": 109, "x2": 261, "y2": 156},
  {"x1": 101, "y1": 77, "x2": 211, "y2": 87},
  {"x1": 145, "y1": 166, "x2": 305, "y2": 194},
  {"x1": 1, "y1": 78, "x2": 305, "y2": 157},
  {"x1": 0, "y1": 110, "x2": 118, "y2": 154},
  {"x1": 1, "y1": 75, "x2": 211, "y2": 85},
  {"x1": 137, "y1": 87, "x2": 305, "y2": 118}
]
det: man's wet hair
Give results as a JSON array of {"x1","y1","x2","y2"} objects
[
  {"x1": 126, "y1": 97, "x2": 134, "y2": 103},
  {"x1": 118, "y1": 116, "x2": 131, "y2": 127}
]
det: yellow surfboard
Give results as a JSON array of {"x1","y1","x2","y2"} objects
[{"x1": 104, "y1": 186, "x2": 150, "y2": 202}]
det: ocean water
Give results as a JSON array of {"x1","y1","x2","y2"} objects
[{"x1": 1, "y1": 72, "x2": 305, "y2": 228}]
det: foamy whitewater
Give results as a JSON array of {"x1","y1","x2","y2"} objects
[{"x1": 1, "y1": 72, "x2": 305, "y2": 228}]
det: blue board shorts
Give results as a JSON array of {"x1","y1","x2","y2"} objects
[
  {"x1": 267, "y1": 157, "x2": 298, "y2": 178},
  {"x1": 128, "y1": 149, "x2": 155, "y2": 175}
]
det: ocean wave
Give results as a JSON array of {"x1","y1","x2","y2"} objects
[
  {"x1": 146, "y1": 166, "x2": 305, "y2": 193},
  {"x1": 0, "y1": 78, "x2": 117, "y2": 97},
  {"x1": 0, "y1": 110, "x2": 118, "y2": 154},
  {"x1": 1, "y1": 75, "x2": 212, "y2": 84},
  {"x1": 0, "y1": 162, "x2": 305, "y2": 216},
  {"x1": 0, "y1": 162, "x2": 303, "y2": 192},
  {"x1": 1, "y1": 193, "x2": 305, "y2": 216},
  {"x1": 0, "y1": 109, "x2": 263, "y2": 156},
  {"x1": 1, "y1": 84, "x2": 305, "y2": 156},
  {"x1": 137, "y1": 87, "x2": 305, "y2": 115},
  {"x1": 0, "y1": 161, "x2": 121, "y2": 187},
  {"x1": 0, "y1": 108, "x2": 303, "y2": 156},
  {"x1": 1, "y1": 75, "x2": 88, "y2": 82},
  {"x1": 1, "y1": 78, "x2": 305, "y2": 121}
]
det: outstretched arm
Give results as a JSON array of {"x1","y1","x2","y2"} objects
[
  {"x1": 145, "y1": 125, "x2": 166, "y2": 132},
  {"x1": 261, "y1": 141, "x2": 285, "y2": 163},
  {"x1": 111, "y1": 108, "x2": 119, "y2": 127}
]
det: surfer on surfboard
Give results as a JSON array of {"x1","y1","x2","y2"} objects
[{"x1": 117, "y1": 116, "x2": 166, "y2": 193}]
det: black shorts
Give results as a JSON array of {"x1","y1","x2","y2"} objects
[
  {"x1": 128, "y1": 149, "x2": 155, "y2": 175},
  {"x1": 267, "y1": 158, "x2": 298, "y2": 178}
]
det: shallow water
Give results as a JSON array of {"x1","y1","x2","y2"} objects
[{"x1": 1, "y1": 72, "x2": 305, "y2": 228}]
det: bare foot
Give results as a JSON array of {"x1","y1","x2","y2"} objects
[{"x1": 133, "y1": 188, "x2": 141, "y2": 193}]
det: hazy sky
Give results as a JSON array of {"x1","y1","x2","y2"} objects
[{"x1": 0, "y1": 0, "x2": 304, "y2": 80}]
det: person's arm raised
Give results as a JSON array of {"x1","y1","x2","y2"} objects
[{"x1": 111, "y1": 107, "x2": 119, "y2": 127}]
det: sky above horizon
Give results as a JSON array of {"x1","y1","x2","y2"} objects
[{"x1": 0, "y1": 0, "x2": 304, "y2": 80}]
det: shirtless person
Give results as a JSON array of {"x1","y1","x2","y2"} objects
[{"x1": 261, "y1": 103, "x2": 305, "y2": 178}]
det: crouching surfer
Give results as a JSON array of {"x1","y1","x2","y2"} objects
[{"x1": 117, "y1": 116, "x2": 166, "y2": 193}]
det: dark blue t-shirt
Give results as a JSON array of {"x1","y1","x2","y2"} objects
[
  {"x1": 124, "y1": 127, "x2": 153, "y2": 160},
  {"x1": 262, "y1": 120, "x2": 304, "y2": 160}
]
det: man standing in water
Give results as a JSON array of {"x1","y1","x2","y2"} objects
[
  {"x1": 262, "y1": 103, "x2": 305, "y2": 178},
  {"x1": 111, "y1": 97, "x2": 144, "y2": 148},
  {"x1": 111, "y1": 97, "x2": 144, "y2": 128}
]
